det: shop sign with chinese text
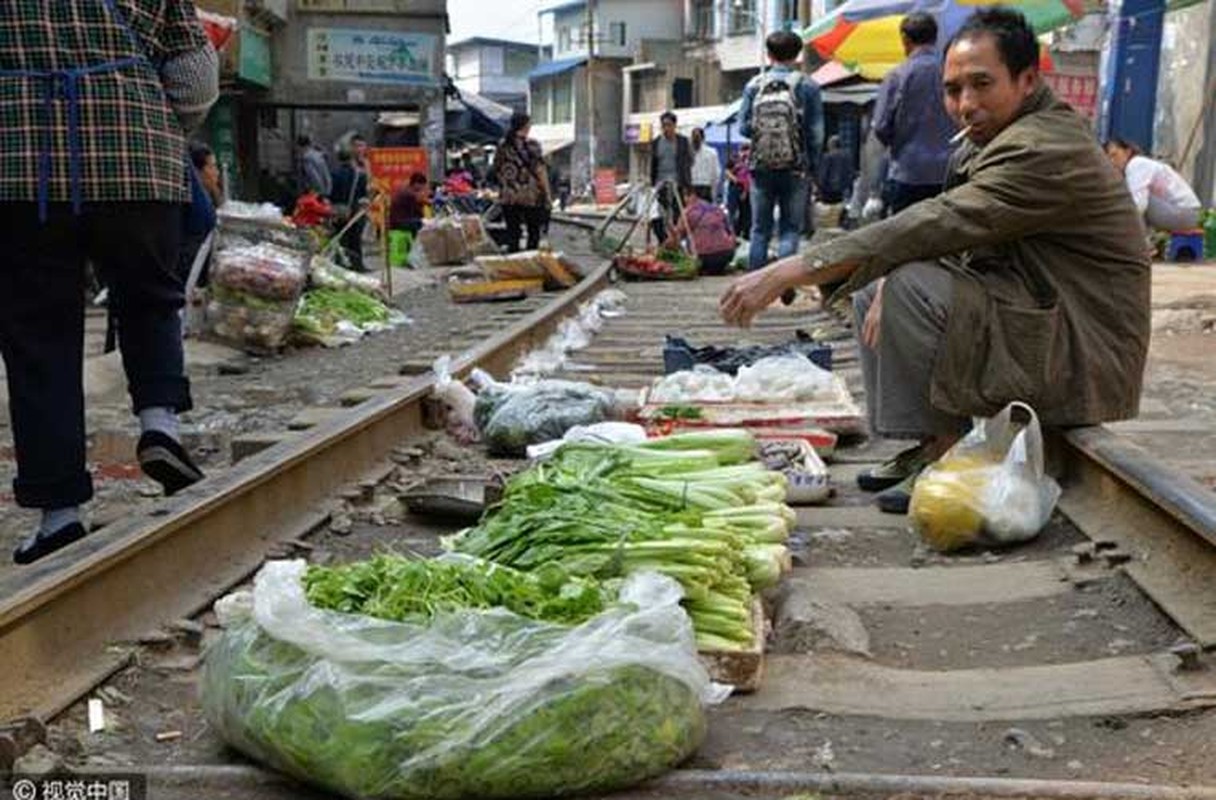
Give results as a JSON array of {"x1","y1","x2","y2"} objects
[{"x1": 307, "y1": 28, "x2": 437, "y2": 85}]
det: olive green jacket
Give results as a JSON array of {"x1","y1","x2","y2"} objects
[{"x1": 809, "y1": 86, "x2": 1150, "y2": 425}]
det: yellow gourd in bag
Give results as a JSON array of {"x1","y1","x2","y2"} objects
[{"x1": 909, "y1": 463, "x2": 995, "y2": 552}]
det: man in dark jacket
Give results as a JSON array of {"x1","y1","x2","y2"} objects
[
  {"x1": 720, "y1": 9, "x2": 1149, "y2": 514},
  {"x1": 873, "y1": 12, "x2": 957, "y2": 213},
  {"x1": 0, "y1": 0, "x2": 218, "y2": 564},
  {"x1": 816, "y1": 136, "x2": 857, "y2": 205},
  {"x1": 648, "y1": 110, "x2": 693, "y2": 241}
]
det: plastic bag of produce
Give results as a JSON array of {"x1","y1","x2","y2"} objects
[
  {"x1": 212, "y1": 243, "x2": 307, "y2": 302},
  {"x1": 734, "y1": 354, "x2": 838, "y2": 403},
  {"x1": 310, "y1": 254, "x2": 387, "y2": 300},
  {"x1": 648, "y1": 366, "x2": 736, "y2": 404},
  {"x1": 418, "y1": 218, "x2": 470, "y2": 265},
  {"x1": 204, "y1": 294, "x2": 297, "y2": 353},
  {"x1": 474, "y1": 379, "x2": 619, "y2": 456},
  {"x1": 201, "y1": 561, "x2": 723, "y2": 800},
  {"x1": 910, "y1": 401, "x2": 1061, "y2": 552},
  {"x1": 458, "y1": 214, "x2": 499, "y2": 256}
]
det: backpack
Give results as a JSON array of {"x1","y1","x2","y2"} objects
[{"x1": 749, "y1": 71, "x2": 805, "y2": 172}]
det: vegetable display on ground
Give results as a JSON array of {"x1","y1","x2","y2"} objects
[
  {"x1": 450, "y1": 430, "x2": 794, "y2": 651},
  {"x1": 202, "y1": 562, "x2": 719, "y2": 800}
]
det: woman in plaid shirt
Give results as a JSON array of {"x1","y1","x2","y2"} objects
[{"x1": 0, "y1": 0, "x2": 218, "y2": 564}]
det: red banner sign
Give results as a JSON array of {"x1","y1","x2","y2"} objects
[
  {"x1": 366, "y1": 147, "x2": 429, "y2": 195},
  {"x1": 1043, "y1": 72, "x2": 1099, "y2": 120},
  {"x1": 594, "y1": 168, "x2": 617, "y2": 206}
]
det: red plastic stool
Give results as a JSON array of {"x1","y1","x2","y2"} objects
[{"x1": 1167, "y1": 229, "x2": 1204, "y2": 262}]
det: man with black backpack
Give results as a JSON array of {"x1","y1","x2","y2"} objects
[{"x1": 739, "y1": 30, "x2": 824, "y2": 272}]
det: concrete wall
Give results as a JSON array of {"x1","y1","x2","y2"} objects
[{"x1": 594, "y1": 0, "x2": 683, "y2": 59}]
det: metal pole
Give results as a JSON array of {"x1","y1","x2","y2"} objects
[{"x1": 586, "y1": 0, "x2": 597, "y2": 190}]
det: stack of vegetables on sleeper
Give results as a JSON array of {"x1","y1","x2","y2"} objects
[{"x1": 200, "y1": 429, "x2": 794, "y2": 800}]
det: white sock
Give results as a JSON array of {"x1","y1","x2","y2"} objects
[
  {"x1": 40, "y1": 506, "x2": 81, "y2": 537},
  {"x1": 138, "y1": 406, "x2": 180, "y2": 440}
]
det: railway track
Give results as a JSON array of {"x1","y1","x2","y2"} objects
[{"x1": 2, "y1": 216, "x2": 1216, "y2": 798}]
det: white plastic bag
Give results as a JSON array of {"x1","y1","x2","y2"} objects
[
  {"x1": 201, "y1": 561, "x2": 725, "y2": 800},
  {"x1": 525, "y1": 422, "x2": 649, "y2": 460},
  {"x1": 910, "y1": 401, "x2": 1061, "y2": 552},
  {"x1": 648, "y1": 365, "x2": 736, "y2": 404},
  {"x1": 734, "y1": 354, "x2": 838, "y2": 403},
  {"x1": 432, "y1": 355, "x2": 479, "y2": 442}
]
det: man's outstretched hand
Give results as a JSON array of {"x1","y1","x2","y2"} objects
[{"x1": 719, "y1": 258, "x2": 802, "y2": 328}]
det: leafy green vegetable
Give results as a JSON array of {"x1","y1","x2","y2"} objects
[
  {"x1": 202, "y1": 566, "x2": 708, "y2": 800},
  {"x1": 295, "y1": 287, "x2": 392, "y2": 334},
  {"x1": 304, "y1": 555, "x2": 611, "y2": 626},
  {"x1": 451, "y1": 437, "x2": 794, "y2": 650},
  {"x1": 636, "y1": 428, "x2": 757, "y2": 466}
]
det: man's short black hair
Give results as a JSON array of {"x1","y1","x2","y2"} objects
[
  {"x1": 408, "y1": 172, "x2": 428, "y2": 187},
  {"x1": 188, "y1": 140, "x2": 214, "y2": 170},
  {"x1": 296, "y1": 134, "x2": 312, "y2": 147},
  {"x1": 765, "y1": 30, "x2": 803, "y2": 63},
  {"x1": 948, "y1": 7, "x2": 1039, "y2": 77},
  {"x1": 660, "y1": 110, "x2": 677, "y2": 124},
  {"x1": 900, "y1": 12, "x2": 937, "y2": 46}
]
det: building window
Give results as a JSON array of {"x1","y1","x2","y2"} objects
[
  {"x1": 553, "y1": 78, "x2": 573, "y2": 124},
  {"x1": 608, "y1": 21, "x2": 627, "y2": 47},
  {"x1": 558, "y1": 26, "x2": 571, "y2": 53},
  {"x1": 693, "y1": 0, "x2": 714, "y2": 40},
  {"x1": 728, "y1": 0, "x2": 757, "y2": 35},
  {"x1": 779, "y1": 0, "x2": 800, "y2": 28}
]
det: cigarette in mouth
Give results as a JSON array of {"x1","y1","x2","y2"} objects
[{"x1": 950, "y1": 125, "x2": 973, "y2": 145}]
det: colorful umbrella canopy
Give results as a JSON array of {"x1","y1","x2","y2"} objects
[{"x1": 801, "y1": 0, "x2": 1084, "y2": 79}]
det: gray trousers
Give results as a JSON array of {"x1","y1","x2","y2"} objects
[
  {"x1": 852, "y1": 261, "x2": 968, "y2": 439},
  {"x1": 1145, "y1": 195, "x2": 1202, "y2": 232}
]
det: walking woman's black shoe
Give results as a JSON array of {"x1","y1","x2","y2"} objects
[
  {"x1": 137, "y1": 431, "x2": 205, "y2": 496},
  {"x1": 13, "y1": 522, "x2": 88, "y2": 565}
]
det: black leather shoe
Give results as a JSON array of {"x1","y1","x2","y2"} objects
[
  {"x1": 137, "y1": 430, "x2": 204, "y2": 496},
  {"x1": 13, "y1": 522, "x2": 88, "y2": 564}
]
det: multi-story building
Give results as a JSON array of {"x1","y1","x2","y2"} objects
[
  {"x1": 447, "y1": 37, "x2": 540, "y2": 113},
  {"x1": 194, "y1": 0, "x2": 286, "y2": 198},
  {"x1": 529, "y1": 0, "x2": 684, "y2": 189},
  {"x1": 621, "y1": 0, "x2": 812, "y2": 180}
]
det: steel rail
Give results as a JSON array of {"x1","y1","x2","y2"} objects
[
  {"x1": 66, "y1": 763, "x2": 1216, "y2": 800},
  {"x1": 1060, "y1": 425, "x2": 1216, "y2": 647},
  {"x1": 0, "y1": 247, "x2": 612, "y2": 722}
]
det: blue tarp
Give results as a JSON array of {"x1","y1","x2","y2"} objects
[
  {"x1": 528, "y1": 56, "x2": 587, "y2": 81},
  {"x1": 703, "y1": 99, "x2": 748, "y2": 159}
]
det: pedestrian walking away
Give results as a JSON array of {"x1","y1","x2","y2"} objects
[
  {"x1": 873, "y1": 12, "x2": 958, "y2": 215},
  {"x1": 493, "y1": 112, "x2": 551, "y2": 253},
  {"x1": 720, "y1": 8, "x2": 1150, "y2": 517},
  {"x1": 740, "y1": 30, "x2": 825, "y2": 273},
  {"x1": 0, "y1": 0, "x2": 219, "y2": 564}
]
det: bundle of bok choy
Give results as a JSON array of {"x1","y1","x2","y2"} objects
[{"x1": 449, "y1": 430, "x2": 794, "y2": 651}]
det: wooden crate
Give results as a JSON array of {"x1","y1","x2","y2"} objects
[
  {"x1": 448, "y1": 277, "x2": 544, "y2": 304},
  {"x1": 698, "y1": 596, "x2": 767, "y2": 693}
]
